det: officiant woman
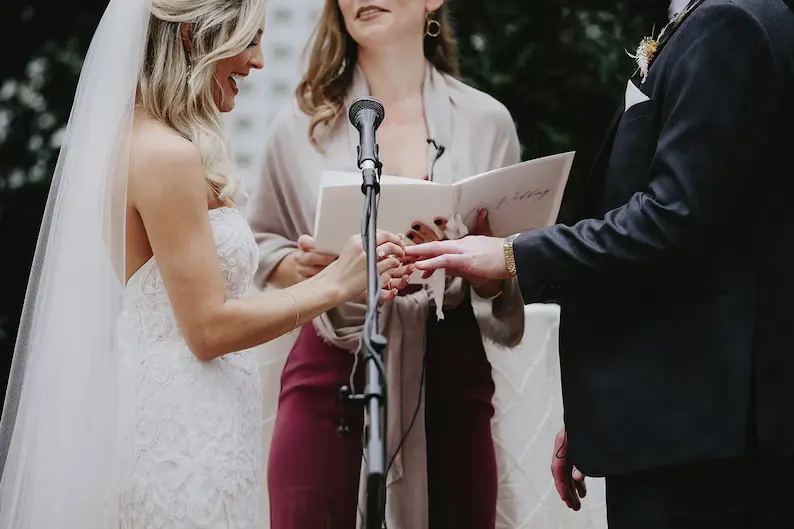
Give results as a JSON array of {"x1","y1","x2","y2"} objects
[{"x1": 247, "y1": 1, "x2": 526, "y2": 527}]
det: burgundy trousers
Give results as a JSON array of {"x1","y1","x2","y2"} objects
[{"x1": 267, "y1": 301, "x2": 497, "y2": 529}]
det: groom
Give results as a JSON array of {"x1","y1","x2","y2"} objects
[{"x1": 405, "y1": 0, "x2": 794, "y2": 527}]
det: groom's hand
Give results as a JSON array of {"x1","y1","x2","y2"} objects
[
  {"x1": 403, "y1": 233, "x2": 510, "y2": 281},
  {"x1": 464, "y1": 209, "x2": 504, "y2": 297},
  {"x1": 551, "y1": 428, "x2": 587, "y2": 511}
]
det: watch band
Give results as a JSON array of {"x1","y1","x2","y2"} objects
[{"x1": 503, "y1": 234, "x2": 519, "y2": 277}]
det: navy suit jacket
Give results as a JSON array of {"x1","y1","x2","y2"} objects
[{"x1": 514, "y1": 0, "x2": 794, "y2": 476}]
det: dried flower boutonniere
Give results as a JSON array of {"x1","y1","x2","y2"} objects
[
  {"x1": 628, "y1": 6, "x2": 688, "y2": 84},
  {"x1": 630, "y1": 35, "x2": 660, "y2": 82}
]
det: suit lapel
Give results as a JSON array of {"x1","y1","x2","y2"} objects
[
  {"x1": 653, "y1": 0, "x2": 706, "y2": 57},
  {"x1": 567, "y1": 0, "x2": 707, "y2": 221}
]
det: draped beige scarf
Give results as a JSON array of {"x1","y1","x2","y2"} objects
[{"x1": 248, "y1": 64, "x2": 525, "y2": 529}]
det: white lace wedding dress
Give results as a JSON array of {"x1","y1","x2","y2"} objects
[{"x1": 118, "y1": 207, "x2": 262, "y2": 529}]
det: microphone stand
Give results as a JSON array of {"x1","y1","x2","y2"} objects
[
  {"x1": 363, "y1": 155, "x2": 387, "y2": 529},
  {"x1": 339, "y1": 147, "x2": 388, "y2": 529}
]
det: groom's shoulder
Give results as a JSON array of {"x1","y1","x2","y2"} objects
[
  {"x1": 726, "y1": 0, "x2": 794, "y2": 21},
  {"x1": 677, "y1": 0, "x2": 793, "y2": 63},
  {"x1": 686, "y1": 0, "x2": 788, "y2": 37},
  {"x1": 682, "y1": 0, "x2": 761, "y2": 31},
  {"x1": 656, "y1": 0, "x2": 781, "y2": 71}
]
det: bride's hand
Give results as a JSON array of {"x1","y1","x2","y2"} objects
[{"x1": 327, "y1": 231, "x2": 412, "y2": 303}]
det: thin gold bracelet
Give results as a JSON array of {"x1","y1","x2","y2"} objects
[
  {"x1": 473, "y1": 279, "x2": 503, "y2": 300},
  {"x1": 281, "y1": 292, "x2": 300, "y2": 334},
  {"x1": 473, "y1": 279, "x2": 490, "y2": 289}
]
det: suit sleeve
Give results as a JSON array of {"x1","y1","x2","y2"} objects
[{"x1": 513, "y1": 3, "x2": 782, "y2": 301}]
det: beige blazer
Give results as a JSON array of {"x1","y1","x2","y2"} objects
[{"x1": 248, "y1": 63, "x2": 526, "y2": 529}]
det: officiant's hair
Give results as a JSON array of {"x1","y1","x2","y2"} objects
[
  {"x1": 296, "y1": 0, "x2": 460, "y2": 151},
  {"x1": 138, "y1": 0, "x2": 267, "y2": 202}
]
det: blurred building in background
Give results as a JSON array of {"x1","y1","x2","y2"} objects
[{"x1": 224, "y1": 0, "x2": 322, "y2": 194}]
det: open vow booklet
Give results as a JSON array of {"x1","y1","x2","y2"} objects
[{"x1": 313, "y1": 151, "x2": 575, "y2": 255}]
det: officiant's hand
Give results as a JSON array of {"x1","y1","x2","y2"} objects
[
  {"x1": 407, "y1": 211, "x2": 503, "y2": 297},
  {"x1": 289, "y1": 235, "x2": 338, "y2": 281},
  {"x1": 404, "y1": 218, "x2": 449, "y2": 245},
  {"x1": 551, "y1": 429, "x2": 587, "y2": 511}
]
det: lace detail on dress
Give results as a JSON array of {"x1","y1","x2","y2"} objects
[
  {"x1": 123, "y1": 207, "x2": 259, "y2": 350},
  {"x1": 118, "y1": 207, "x2": 262, "y2": 529}
]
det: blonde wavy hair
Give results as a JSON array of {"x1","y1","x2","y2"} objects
[
  {"x1": 138, "y1": 0, "x2": 267, "y2": 201},
  {"x1": 297, "y1": 1, "x2": 459, "y2": 150}
]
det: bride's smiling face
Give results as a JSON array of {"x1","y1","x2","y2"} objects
[{"x1": 212, "y1": 30, "x2": 264, "y2": 112}]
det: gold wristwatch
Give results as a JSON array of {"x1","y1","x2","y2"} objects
[{"x1": 503, "y1": 234, "x2": 519, "y2": 277}]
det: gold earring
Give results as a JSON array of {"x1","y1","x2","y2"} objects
[{"x1": 425, "y1": 12, "x2": 441, "y2": 38}]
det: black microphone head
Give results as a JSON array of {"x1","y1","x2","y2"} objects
[{"x1": 348, "y1": 96, "x2": 385, "y2": 129}]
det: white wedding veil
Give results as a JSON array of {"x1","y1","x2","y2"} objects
[{"x1": 0, "y1": 0, "x2": 150, "y2": 526}]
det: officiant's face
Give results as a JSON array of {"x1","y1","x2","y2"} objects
[{"x1": 338, "y1": 0, "x2": 444, "y2": 48}]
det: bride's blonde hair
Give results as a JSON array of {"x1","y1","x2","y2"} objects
[{"x1": 138, "y1": 0, "x2": 267, "y2": 202}]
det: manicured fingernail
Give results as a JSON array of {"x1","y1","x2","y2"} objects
[
  {"x1": 412, "y1": 224, "x2": 420, "y2": 231},
  {"x1": 434, "y1": 219, "x2": 443, "y2": 226},
  {"x1": 407, "y1": 233, "x2": 414, "y2": 240}
]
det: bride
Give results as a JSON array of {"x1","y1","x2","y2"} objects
[{"x1": 0, "y1": 0, "x2": 409, "y2": 527}]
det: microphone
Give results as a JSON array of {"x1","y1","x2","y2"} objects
[
  {"x1": 348, "y1": 96, "x2": 385, "y2": 171},
  {"x1": 345, "y1": 96, "x2": 390, "y2": 529},
  {"x1": 427, "y1": 138, "x2": 446, "y2": 181},
  {"x1": 337, "y1": 385, "x2": 352, "y2": 438}
]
